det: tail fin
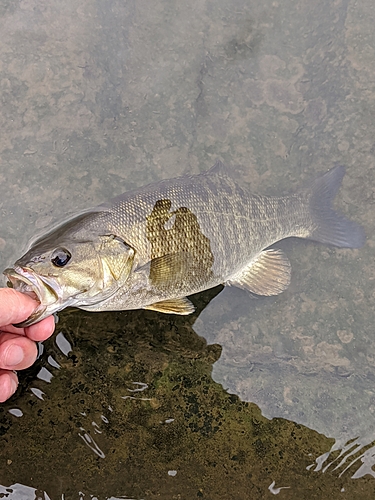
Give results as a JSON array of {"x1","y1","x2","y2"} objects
[{"x1": 308, "y1": 166, "x2": 365, "y2": 248}]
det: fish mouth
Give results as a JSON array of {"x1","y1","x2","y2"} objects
[{"x1": 3, "y1": 266, "x2": 61, "y2": 327}]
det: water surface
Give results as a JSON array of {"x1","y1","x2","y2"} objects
[{"x1": 0, "y1": 0, "x2": 375, "y2": 498}]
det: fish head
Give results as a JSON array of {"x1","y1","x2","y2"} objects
[{"x1": 3, "y1": 215, "x2": 135, "y2": 326}]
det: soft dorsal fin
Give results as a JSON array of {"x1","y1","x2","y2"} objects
[
  {"x1": 143, "y1": 297, "x2": 195, "y2": 315},
  {"x1": 226, "y1": 249, "x2": 291, "y2": 296}
]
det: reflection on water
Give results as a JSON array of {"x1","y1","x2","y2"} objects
[{"x1": 1, "y1": 0, "x2": 375, "y2": 497}]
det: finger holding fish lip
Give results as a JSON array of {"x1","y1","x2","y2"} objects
[
  {"x1": 0, "y1": 289, "x2": 45, "y2": 338},
  {"x1": 2, "y1": 316, "x2": 56, "y2": 341},
  {"x1": 5, "y1": 266, "x2": 61, "y2": 327},
  {"x1": 0, "y1": 288, "x2": 40, "y2": 327}
]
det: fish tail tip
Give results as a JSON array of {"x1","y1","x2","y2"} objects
[{"x1": 308, "y1": 166, "x2": 365, "y2": 249}]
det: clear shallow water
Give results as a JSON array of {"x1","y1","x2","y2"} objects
[{"x1": 0, "y1": 0, "x2": 375, "y2": 498}]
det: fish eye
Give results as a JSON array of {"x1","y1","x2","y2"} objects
[{"x1": 51, "y1": 248, "x2": 71, "y2": 268}]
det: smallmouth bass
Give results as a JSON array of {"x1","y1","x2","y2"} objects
[{"x1": 4, "y1": 161, "x2": 365, "y2": 326}]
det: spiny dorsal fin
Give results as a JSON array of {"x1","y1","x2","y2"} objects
[
  {"x1": 208, "y1": 159, "x2": 227, "y2": 175},
  {"x1": 226, "y1": 249, "x2": 291, "y2": 296},
  {"x1": 143, "y1": 297, "x2": 195, "y2": 315},
  {"x1": 207, "y1": 159, "x2": 235, "y2": 179}
]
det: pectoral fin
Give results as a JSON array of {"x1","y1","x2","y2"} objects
[
  {"x1": 226, "y1": 249, "x2": 291, "y2": 296},
  {"x1": 143, "y1": 297, "x2": 195, "y2": 315},
  {"x1": 136, "y1": 252, "x2": 194, "y2": 287},
  {"x1": 149, "y1": 252, "x2": 192, "y2": 284}
]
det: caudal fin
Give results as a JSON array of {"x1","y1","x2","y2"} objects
[{"x1": 308, "y1": 166, "x2": 365, "y2": 248}]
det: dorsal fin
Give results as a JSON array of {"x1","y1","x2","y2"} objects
[{"x1": 208, "y1": 159, "x2": 229, "y2": 177}]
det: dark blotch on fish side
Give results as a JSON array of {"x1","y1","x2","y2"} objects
[{"x1": 146, "y1": 199, "x2": 214, "y2": 291}]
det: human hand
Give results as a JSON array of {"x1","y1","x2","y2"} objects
[{"x1": 0, "y1": 288, "x2": 55, "y2": 402}]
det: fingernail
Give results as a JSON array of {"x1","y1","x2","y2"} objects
[{"x1": 4, "y1": 345, "x2": 24, "y2": 368}]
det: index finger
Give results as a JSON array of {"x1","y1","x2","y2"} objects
[{"x1": 0, "y1": 288, "x2": 39, "y2": 326}]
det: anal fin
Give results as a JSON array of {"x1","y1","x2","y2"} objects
[
  {"x1": 143, "y1": 297, "x2": 195, "y2": 315},
  {"x1": 226, "y1": 249, "x2": 291, "y2": 296}
]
